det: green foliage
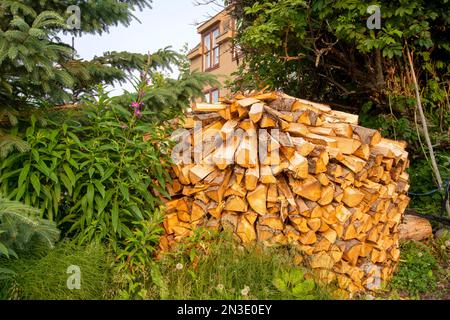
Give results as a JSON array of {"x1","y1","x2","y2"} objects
[
  {"x1": 0, "y1": 241, "x2": 114, "y2": 300},
  {"x1": 116, "y1": 211, "x2": 164, "y2": 275},
  {"x1": 232, "y1": 0, "x2": 450, "y2": 103},
  {"x1": 272, "y1": 269, "x2": 317, "y2": 300},
  {"x1": 0, "y1": 46, "x2": 216, "y2": 245},
  {"x1": 21, "y1": 0, "x2": 153, "y2": 35},
  {"x1": 0, "y1": 0, "x2": 160, "y2": 118},
  {"x1": 0, "y1": 193, "x2": 59, "y2": 260},
  {"x1": 391, "y1": 241, "x2": 439, "y2": 296},
  {"x1": 0, "y1": 88, "x2": 170, "y2": 247},
  {"x1": 144, "y1": 230, "x2": 330, "y2": 300},
  {"x1": 0, "y1": 2, "x2": 74, "y2": 108},
  {"x1": 232, "y1": 0, "x2": 450, "y2": 216},
  {"x1": 407, "y1": 154, "x2": 450, "y2": 215}
]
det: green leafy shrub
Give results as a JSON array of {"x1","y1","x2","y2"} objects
[
  {"x1": 391, "y1": 241, "x2": 439, "y2": 296},
  {"x1": 0, "y1": 48, "x2": 217, "y2": 248},
  {"x1": 0, "y1": 241, "x2": 114, "y2": 300},
  {"x1": 110, "y1": 210, "x2": 164, "y2": 299},
  {"x1": 0, "y1": 90, "x2": 171, "y2": 248}
]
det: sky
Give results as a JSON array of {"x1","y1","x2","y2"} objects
[{"x1": 59, "y1": 0, "x2": 224, "y2": 94}]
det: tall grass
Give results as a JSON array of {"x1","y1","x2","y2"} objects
[
  {"x1": 147, "y1": 232, "x2": 332, "y2": 300},
  {"x1": 0, "y1": 241, "x2": 114, "y2": 300}
]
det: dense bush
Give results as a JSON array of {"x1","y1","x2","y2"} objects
[
  {"x1": 0, "y1": 90, "x2": 171, "y2": 249},
  {"x1": 0, "y1": 51, "x2": 217, "y2": 246}
]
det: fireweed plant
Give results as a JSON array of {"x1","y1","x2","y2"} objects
[{"x1": 0, "y1": 52, "x2": 217, "y2": 249}]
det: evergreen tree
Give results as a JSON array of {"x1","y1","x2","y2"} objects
[
  {"x1": 0, "y1": 193, "x2": 59, "y2": 260},
  {"x1": 0, "y1": 0, "x2": 160, "y2": 120}
]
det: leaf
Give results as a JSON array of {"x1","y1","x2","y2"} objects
[
  {"x1": 272, "y1": 278, "x2": 287, "y2": 292},
  {"x1": 112, "y1": 199, "x2": 119, "y2": 233},
  {"x1": 31, "y1": 149, "x2": 40, "y2": 162},
  {"x1": 18, "y1": 163, "x2": 30, "y2": 188},
  {"x1": 119, "y1": 184, "x2": 129, "y2": 201},
  {"x1": 15, "y1": 183, "x2": 27, "y2": 201},
  {"x1": 35, "y1": 160, "x2": 57, "y2": 182},
  {"x1": 63, "y1": 164, "x2": 76, "y2": 186},
  {"x1": 89, "y1": 167, "x2": 95, "y2": 178},
  {"x1": 87, "y1": 184, "x2": 95, "y2": 210},
  {"x1": 94, "y1": 163, "x2": 105, "y2": 176},
  {"x1": 68, "y1": 132, "x2": 83, "y2": 147},
  {"x1": 93, "y1": 181, "x2": 106, "y2": 198},
  {"x1": 102, "y1": 167, "x2": 115, "y2": 182},
  {"x1": 30, "y1": 173, "x2": 41, "y2": 196},
  {"x1": 290, "y1": 269, "x2": 305, "y2": 285},
  {"x1": 60, "y1": 173, "x2": 73, "y2": 195},
  {"x1": 0, "y1": 242, "x2": 10, "y2": 258},
  {"x1": 130, "y1": 206, "x2": 143, "y2": 220},
  {"x1": 292, "y1": 279, "x2": 315, "y2": 297}
]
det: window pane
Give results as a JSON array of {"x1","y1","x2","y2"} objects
[
  {"x1": 212, "y1": 90, "x2": 219, "y2": 104},
  {"x1": 204, "y1": 34, "x2": 210, "y2": 51},
  {"x1": 204, "y1": 52, "x2": 211, "y2": 69},
  {"x1": 213, "y1": 29, "x2": 219, "y2": 47},
  {"x1": 205, "y1": 93, "x2": 211, "y2": 103},
  {"x1": 214, "y1": 47, "x2": 219, "y2": 65}
]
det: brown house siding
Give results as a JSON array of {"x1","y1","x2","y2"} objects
[{"x1": 188, "y1": 7, "x2": 240, "y2": 101}]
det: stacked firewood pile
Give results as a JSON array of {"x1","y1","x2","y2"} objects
[{"x1": 159, "y1": 91, "x2": 410, "y2": 297}]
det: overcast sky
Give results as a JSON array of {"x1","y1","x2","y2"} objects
[{"x1": 60, "y1": 0, "x2": 224, "y2": 94}]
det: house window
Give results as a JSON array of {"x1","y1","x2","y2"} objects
[
  {"x1": 203, "y1": 27, "x2": 220, "y2": 71},
  {"x1": 205, "y1": 89, "x2": 220, "y2": 104}
]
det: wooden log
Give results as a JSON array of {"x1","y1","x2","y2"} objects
[
  {"x1": 352, "y1": 125, "x2": 381, "y2": 146},
  {"x1": 189, "y1": 164, "x2": 216, "y2": 185},
  {"x1": 247, "y1": 184, "x2": 267, "y2": 215},
  {"x1": 260, "y1": 114, "x2": 278, "y2": 128},
  {"x1": 399, "y1": 215, "x2": 433, "y2": 242},
  {"x1": 249, "y1": 103, "x2": 264, "y2": 123},
  {"x1": 235, "y1": 125, "x2": 258, "y2": 168},
  {"x1": 237, "y1": 97, "x2": 261, "y2": 108},
  {"x1": 290, "y1": 176, "x2": 322, "y2": 202},
  {"x1": 224, "y1": 196, "x2": 249, "y2": 212},
  {"x1": 192, "y1": 102, "x2": 227, "y2": 112}
]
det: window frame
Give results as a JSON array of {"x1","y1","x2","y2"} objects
[
  {"x1": 204, "y1": 88, "x2": 220, "y2": 104},
  {"x1": 202, "y1": 24, "x2": 220, "y2": 71}
]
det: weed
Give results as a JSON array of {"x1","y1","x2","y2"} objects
[
  {"x1": 390, "y1": 241, "x2": 440, "y2": 297},
  {"x1": 146, "y1": 230, "x2": 331, "y2": 300}
]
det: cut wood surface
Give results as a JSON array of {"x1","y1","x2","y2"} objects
[
  {"x1": 160, "y1": 90, "x2": 411, "y2": 298},
  {"x1": 399, "y1": 215, "x2": 432, "y2": 242}
]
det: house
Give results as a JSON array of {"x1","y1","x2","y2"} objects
[{"x1": 188, "y1": 7, "x2": 241, "y2": 103}]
